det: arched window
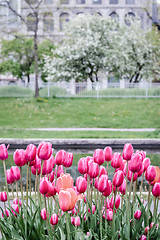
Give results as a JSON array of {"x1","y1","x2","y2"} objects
[
  {"x1": 109, "y1": 12, "x2": 119, "y2": 20},
  {"x1": 126, "y1": 0, "x2": 135, "y2": 4},
  {"x1": 77, "y1": 0, "x2": 85, "y2": 4},
  {"x1": 125, "y1": 12, "x2": 135, "y2": 26},
  {"x1": 27, "y1": 13, "x2": 36, "y2": 31},
  {"x1": 109, "y1": 0, "x2": 118, "y2": 4},
  {"x1": 59, "y1": 13, "x2": 69, "y2": 31},
  {"x1": 43, "y1": 12, "x2": 54, "y2": 32}
]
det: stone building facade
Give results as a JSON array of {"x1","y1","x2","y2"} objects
[{"x1": 0, "y1": 0, "x2": 159, "y2": 41}]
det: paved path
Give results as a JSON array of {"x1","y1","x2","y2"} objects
[{"x1": 3, "y1": 127, "x2": 157, "y2": 132}]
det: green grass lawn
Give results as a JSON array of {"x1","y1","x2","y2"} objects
[{"x1": 0, "y1": 98, "x2": 159, "y2": 129}]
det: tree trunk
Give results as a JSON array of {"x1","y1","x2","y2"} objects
[{"x1": 27, "y1": 74, "x2": 30, "y2": 86}]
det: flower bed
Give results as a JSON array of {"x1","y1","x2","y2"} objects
[{"x1": 0, "y1": 143, "x2": 160, "y2": 240}]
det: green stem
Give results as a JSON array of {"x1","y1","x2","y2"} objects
[
  {"x1": 139, "y1": 172, "x2": 144, "y2": 198},
  {"x1": 100, "y1": 193, "x2": 103, "y2": 240},
  {"x1": 11, "y1": 184, "x2": 14, "y2": 200},
  {"x1": 75, "y1": 226, "x2": 77, "y2": 240},
  {"x1": 44, "y1": 195, "x2": 50, "y2": 238},
  {"x1": 153, "y1": 196, "x2": 157, "y2": 221},
  {"x1": 20, "y1": 167, "x2": 23, "y2": 201},
  {"x1": 3, "y1": 161, "x2": 10, "y2": 208},
  {"x1": 107, "y1": 162, "x2": 109, "y2": 175},
  {"x1": 147, "y1": 184, "x2": 152, "y2": 240},
  {"x1": 66, "y1": 212, "x2": 71, "y2": 240},
  {"x1": 132, "y1": 181, "x2": 136, "y2": 218},
  {"x1": 26, "y1": 163, "x2": 30, "y2": 207},
  {"x1": 16, "y1": 181, "x2": 20, "y2": 210},
  {"x1": 112, "y1": 188, "x2": 117, "y2": 239},
  {"x1": 35, "y1": 170, "x2": 37, "y2": 202},
  {"x1": 29, "y1": 166, "x2": 31, "y2": 198},
  {"x1": 125, "y1": 161, "x2": 129, "y2": 198}
]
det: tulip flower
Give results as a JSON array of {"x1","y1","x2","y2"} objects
[
  {"x1": 141, "y1": 235, "x2": 147, "y2": 240},
  {"x1": 50, "y1": 213, "x2": 58, "y2": 225},
  {"x1": 143, "y1": 158, "x2": 151, "y2": 172},
  {"x1": 106, "y1": 209, "x2": 113, "y2": 221},
  {"x1": 0, "y1": 191, "x2": 7, "y2": 202},
  {"x1": 136, "y1": 150, "x2": 146, "y2": 161},
  {"x1": 88, "y1": 205, "x2": 96, "y2": 214},
  {"x1": 37, "y1": 142, "x2": 52, "y2": 161},
  {"x1": 58, "y1": 188, "x2": 83, "y2": 212},
  {"x1": 13, "y1": 198, "x2": 22, "y2": 206},
  {"x1": 78, "y1": 157, "x2": 88, "y2": 175},
  {"x1": 71, "y1": 216, "x2": 75, "y2": 225},
  {"x1": 110, "y1": 195, "x2": 121, "y2": 209},
  {"x1": 104, "y1": 146, "x2": 112, "y2": 162},
  {"x1": 127, "y1": 170, "x2": 138, "y2": 182},
  {"x1": 56, "y1": 173, "x2": 73, "y2": 193},
  {"x1": 46, "y1": 181, "x2": 56, "y2": 197},
  {"x1": 113, "y1": 170, "x2": 124, "y2": 188},
  {"x1": 137, "y1": 163, "x2": 144, "y2": 177},
  {"x1": 145, "y1": 165, "x2": 156, "y2": 183},
  {"x1": 25, "y1": 144, "x2": 36, "y2": 162},
  {"x1": 2, "y1": 209, "x2": 9, "y2": 218},
  {"x1": 6, "y1": 169, "x2": 15, "y2": 184},
  {"x1": 76, "y1": 176, "x2": 87, "y2": 193},
  {"x1": 152, "y1": 182, "x2": 160, "y2": 197},
  {"x1": 31, "y1": 165, "x2": 41, "y2": 175},
  {"x1": 144, "y1": 226, "x2": 149, "y2": 235},
  {"x1": 129, "y1": 153, "x2": 142, "y2": 173},
  {"x1": 94, "y1": 177, "x2": 98, "y2": 190},
  {"x1": 10, "y1": 166, "x2": 20, "y2": 182},
  {"x1": 41, "y1": 208, "x2": 47, "y2": 220},
  {"x1": 134, "y1": 210, "x2": 141, "y2": 219},
  {"x1": 98, "y1": 174, "x2": 108, "y2": 192},
  {"x1": 39, "y1": 178, "x2": 49, "y2": 195},
  {"x1": 74, "y1": 216, "x2": 80, "y2": 226},
  {"x1": 118, "y1": 179, "x2": 126, "y2": 195},
  {"x1": 13, "y1": 149, "x2": 26, "y2": 167},
  {"x1": 55, "y1": 150, "x2": 66, "y2": 166},
  {"x1": 0, "y1": 144, "x2": 8, "y2": 160},
  {"x1": 93, "y1": 149, "x2": 105, "y2": 166},
  {"x1": 63, "y1": 152, "x2": 73, "y2": 168},
  {"x1": 49, "y1": 171, "x2": 55, "y2": 182},
  {"x1": 103, "y1": 180, "x2": 112, "y2": 197},
  {"x1": 122, "y1": 143, "x2": 134, "y2": 161},
  {"x1": 11, "y1": 204, "x2": 19, "y2": 217},
  {"x1": 54, "y1": 165, "x2": 64, "y2": 178},
  {"x1": 111, "y1": 153, "x2": 123, "y2": 169},
  {"x1": 42, "y1": 155, "x2": 55, "y2": 175},
  {"x1": 151, "y1": 166, "x2": 160, "y2": 185},
  {"x1": 88, "y1": 162, "x2": 99, "y2": 179},
  {"x1": 99, "y1": 166, "x2": 107, "y2": 176}
]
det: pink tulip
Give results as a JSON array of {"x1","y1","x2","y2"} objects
[
  {"x1": 143, "y1": 158, "x2": 150, "y2": 172},
  {"x1": 113, "y1": 170, "x2": 124, "y2": 188},
  {"x1": 39, "y1": 178, "x2": 49, "y2": 195},
  {"x1": 137, "y1": 163, "x2": 144, "y2": 177},
  {"x1": 0, "y1": 144, "x2": 8, "y2": 160},
  {"x1": 106, "y1": 209, "x2": 113, "y2": 221},
  {"x1": 28, "y1": 159, "x2": 36, "y2": 167},
  {"x1": 134, "y1": 210, "x2": 141, "y2": 219},
  {"x1": 122, "y1": 143, "x2": 134, "y2": 161},
  {"x1": 88, "y1": 162, "x2": 99, "y2": 179},
  {"x1": 98, "y1": 174, "x2": 108, "y2": 192},
  {"x1": 144, "y1": 226, "x2": 149, "y2": 235},
  {"x1": 145, "y1": 165, "x2": 156, "y2": 183},
  {"x1": 63, "y1": 152, "x2": 73, "y2": 168},
  {"x1": 99, "y1": 166, "x2": 107, "y2": 176},
  {"x1": 10, "y1": 166, "x2": 20, "y2": 181},
  {"x1": 25, "y1": 144, "x2": 36, "y2": 162},
  {"x1": 129, "y1": 153, "x2": 142, "y2": 173},
  {"x1": 88, "y1": 205, "x2": 96, "y2": 214},
  {"x1": 74, "y1": 216, "x2": 80, "y2": 226},
  {"x1": 41, "y1": 208, "x2": 47, "y2": 220},
  {"x1": 76, "y1": 176, "x2": 87, "y2": 193},
  {"x1": 152, "y1": 182, "x2": 160, "y2": 197},
  {"x1": 136, "y1": 150, "x2": 146, "y2": 161},
  {"x1": 141, "y1": 235, "x2": 147, "y2": 240},
  {"x1": 78, "y1": 158, "x2": 88, "y2": 174},
  {"x1": 50, "y1": 213, "x2": 58, "y2": 225},
  {"x1": 118, "y1": 179, "x2": 126, "y2": 195},
  {"x1": 127, "y1": 170, "x2": 138, "y2": 182},
  {"x1": 13, "y1": 149, "x2": 26, "y2": 167},
  {"x1": 111, "y1": 153, "x2": 123, "y2": 169},
  {"x1": 31, "y1": 166, "x2": 41, "y2": 175},
  {"x1": 2, "y1": 209, "x2": 9, "y2": 218},
  {"x1": 103, "y1": 180, "x2": 112, "y2": 197},
  {"x1": 94, "y1": 177, "x2": 99, "y2": 190},
  {"x1": 11, "y1": 204, "x2": 19, "y2": 217},
  {"x1": 110, "y1": 195, "x2": 121, "y2": 209},
  {"x1": 6, "y1": 169, "x2": 14, "y2": 184},
  {"x1": 37, "y1": 142, "x2": 52, "y2": 161},
  {"x1": 13, "y1": 198, "x2": 22, "y2": 206},
  {"x1": 104, "y1": 198, "x2": 111, "y2": 209},
  {"x1": 0, "y1": 191, "x2": 7, "y2": 202},
  {"x1": 54, "y1": 165, "x2": 64, "y2": 178},
  {"x1": 104, "y1": 146, "x2": 112, "y2": 162},
  {"x1": 42, "y1": 155, "x2": 54, "y2": 175},
  {"x1": 48, "y1": 171, "x2": 55, "y2": 182},
  {"x1": 46, "y1": 181, "x2": 57, "y2": 197},
  {"x1": 150, "y1": 222, "x2": 158, "y2": 229},
  {"x1": 93, "y1": 149, "x2": 105, "y2": 166},
  {"x1": 71, "y1": 216, "x2": 75, "y2": 225},
  {"x1": 55, "y1": 150, "x2": 66, "y2": 166}
]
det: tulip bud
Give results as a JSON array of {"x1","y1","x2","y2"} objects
[
  {"x1": 144, "y1": 226, "x2": 149, "y2": 235},
  {"x1": 103, "y1": 180, "x2": 112, "y2": 197},
  {"x1": 152, "y1": 182, "x2": 160, "y2": 197},
  {"x1": 37, "y1": 142, "x2": 52, "y2": 161},
  {"x1": 111, "y1": 153, "x2": 123, "y2": 169},
  {"x1": 2, "y1": 209, "x2": 9, "y2": 218},
  {"x1": 42, "y1": 155, "x2": 54, "y2": 175},
  {"x1": 113, "y1": 170, "x2": 124, "y2": 188},
  {"x1": 11, "y1": 204, "x2": 19, "y2": 217},
  {"x1": 74, "y1": 216, "x2": 80, "y2": 226},
  {"x1": 46, "y1": 181, "x2": 57, "y2": 197},
  {"x1": 110, "y1": 195, "x2": 121, "y2": 209},
  {"x1": 88, "y1": 205, "x2": 96, "y2": 214},
  {"x1": 13, "y1": 198, "x2": 22, "y2": 206},
  {"x1": 106, "y1": 209, "x2": 113, "y2": 221},
  {"x1": 145, "y1": 165, "x2": 156, "y2": 183},
  {"x1": 141, "y1": 235, "x2": 147, "y2": 240},
  {"x1": 104, "y1": 146, "x2": 112, "y2": 162},
  {"x1": 93, "y1": 149, "x2": 105, "y2": 166},
  {"x1": 137, "y1": 163, "x2": 144, "y2": 177},
  {"x1": 55, "y1": 150, "x2": 66, "y2": 166},
  {"x1": 136, "y1": 150, "x2": 146, "y2": 161},
  {"x1": 118, "y1": 179, "x2": 126, "y2": 195},
  {"x1": 78, "y1": 158, "x2": 88, "y2": 174},
  {"x1": 0, "y1": 144, "x2": 8, "y2": 160},
  {"x1": 25, "y1": 144, "x2": 36, "y2": 162},
  {"x1": 39, "y1": 178, "x2": 49, "y2": 195},
  {"x1": 129, "y1": 153, "x2": 142, "y2": 173},
  {"x1": 134, "y1": 210, "x2": 141, "y2": 219},
  {"x1": 143, "y1": 158, "x2": 150, "y2": 172},
  {"x1": 63, "y1": 152, "x2": 73, "y2": 168},
  {"x1": 54, "y1": 165, "x2": 64, "y2": 178},
  {"x1": 50, "y1": 213, "x2": 58, "y2": 225},
  {"x1": 0, "y1": 191, "x2": 7, "y2": 202},
  {"x1": 88, "y1": 162, "x2": 99, "y2": 179},
  {"x1": 98, "y1": 174, "x2": 108, "y2": 192},
  {"x1": 127, "y1": 170, "x2": 138, "y2": 182},
  {"x1": 13, "y1": 149, "x2": 26, "y2": 167},
  {"x1": 10, "y1": 166, "x2": 20, "y2": 182},
  {"x1": 94, "y1": 177, "x2": 99, "y2": 190},
  {"x1": 31, "y1": 166, "x2": 41, "y2": 175},
  {"x1": 41, "y1": 208, "x2": 47, "y2": 220},
  {"x1": 76, "y1": 176, "x2": 87, "y2": 193},
  {"x1": 122, "y1": 143, "x2": 134, "y2": 161},
  {"x1": 49, "y1": 171, "x2": 55, "y2": 182},
  {"x1": 71, "y1": 216, "x2": 75, "y2": 225},
  {"x1": 6, "y1": 169, "x2": 15, "y2": 184},
  {"x1": 99, "y1": 166, "x2": 107, "y2": 177}
]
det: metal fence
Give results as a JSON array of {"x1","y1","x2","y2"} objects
[{"x1": 0, "y1": 80, "x2": 160, "y2": 98}]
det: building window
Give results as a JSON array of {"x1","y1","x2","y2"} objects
[
  {"x1": 93, "y1": 0, "x2": 101, "y2": 4},
  {"x1": 126, "y1": 0, "x2": 135, "y2": 4},
  {"x1": 43, "y1": 13, "x2": 54, "y2": 32},
  {"x1": 109, "y1": 0, "x2": 118, "y2": 4},
  {"x1": 60, "y1": 0, "x2": 69, "y2": 4},
  {"x1": 125, "y1": 12, "x2": 135, "y2": 26},
  {"x1": 59, "y1": 13, "x2": 69, "y2": 31},
  {"x1": 77, "y1": 0, "x2": 85, "y2": 4},
  {"x1": 44, "y1": 0, "x2": 53, "y2": 4},
  {"x1": 109, "y1": 12, "x2": 119, "y2": 20},
  {"x1": 27, "y1": 13, "x2": 36, "y2": 31}
]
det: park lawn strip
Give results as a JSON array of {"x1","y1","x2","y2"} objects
[
  {"x1": 0, "y1": 129, "x2": 160, "y2": 138},
  {"x1": 0, "y1": 98, "x2": 159, "y2": 129}
]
